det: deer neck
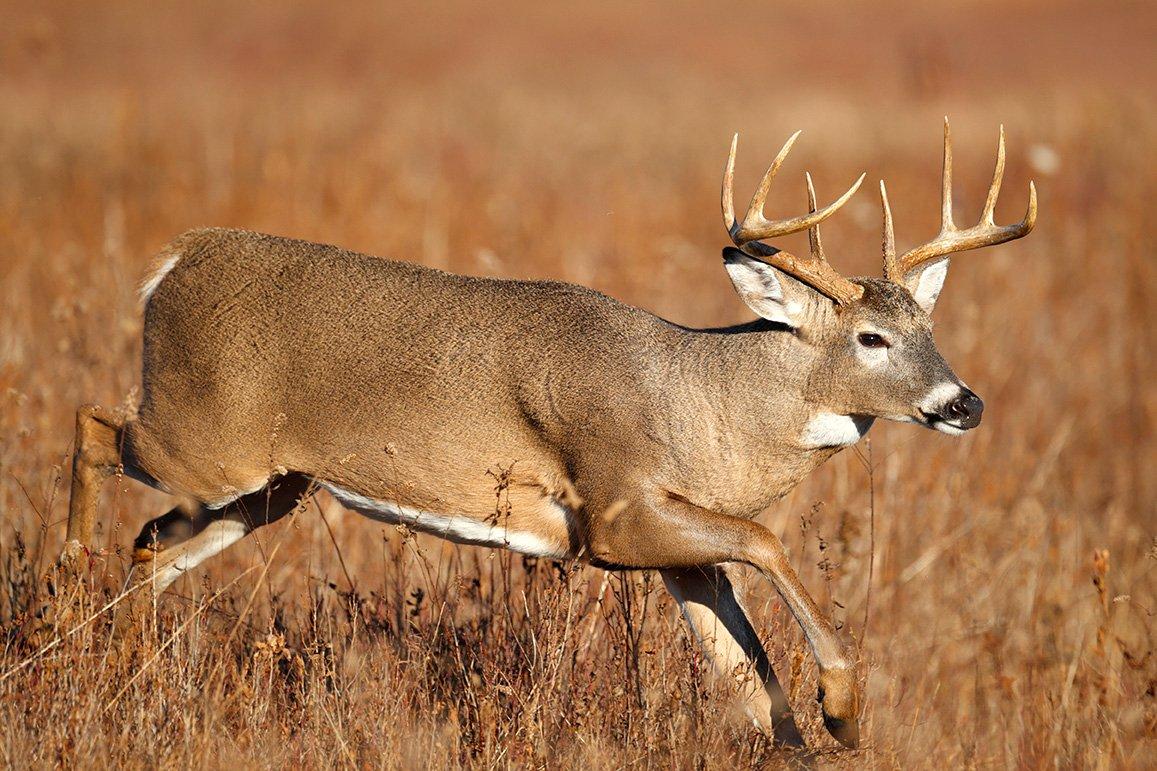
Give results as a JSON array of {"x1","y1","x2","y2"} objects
[{"x1": 666, "y1": 323, "x2": 873, "y2": 514}]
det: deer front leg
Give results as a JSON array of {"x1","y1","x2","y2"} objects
[
  {"x1": 661, "y1": 566, "x2": 804, "y2": 747},
  {"x1": 587, "y1": 494, "x2": 860, "y2": 749}
]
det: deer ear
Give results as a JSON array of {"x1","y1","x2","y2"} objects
[
  {"x1": 723, "y1": 247, "x2": 818, "y2": 328},
  {"x1": 904, "y1": 258, "x2": 949, "y2": 314}
]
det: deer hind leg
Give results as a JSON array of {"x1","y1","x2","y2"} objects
[
  {"x1": 661, "y1": 566, "x2": 804, "y2": 747},
  {"x1": 64, "y1": 404, "x2": 125, "y2": 560},
  {"x1": 131, "y1": 473, "x2": 313, "y2": 595}
]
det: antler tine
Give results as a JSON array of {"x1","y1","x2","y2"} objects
[
  {"x1": 805, "y1": 172, "x2": 825, "y2": 261},
  {"x1": 880, "y1": 180, "x2": 899, "y2": 277},
  {"x1": 981, "y1": 125, "x2": 1006, "y2": 225},
  {"x1": 722, "y1": 133, "x2": 739, "y2": 236},
  {"x1": 890, "y1": 119, "x2": 1038, "y2": 281},
  {"x1": 741, "y1": 131, "x2": 801, "y2": 237},
  {"x1": 722, "y1": 132, "x2": 866, "y2": 305},
  {"x1": 941, "y1": 116, "x2": 954, "y2": 235}
]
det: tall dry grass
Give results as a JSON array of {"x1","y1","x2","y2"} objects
[{"x1": 0, "y1": 1, "x2": 1153, "y2": 767}]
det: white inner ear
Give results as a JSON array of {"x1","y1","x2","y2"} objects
[
  {"x1": 725, "y1": 255, "x2": 800, "y2": 327},
  {"x1": 908, "y1": 258, "x2": 949, "y2": 314}
]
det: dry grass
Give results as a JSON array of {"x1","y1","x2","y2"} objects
[{"x1": 0, "y1": 1, "x2": 1154, "y2": 767}]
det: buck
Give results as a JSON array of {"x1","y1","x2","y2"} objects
[{"x1": 64, "y1": 119, "x2": 1034, "y2": 749}]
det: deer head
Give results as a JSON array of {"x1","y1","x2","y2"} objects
[{"x1": 722, "y1": 119, "x2": 1036, "y2": 435}]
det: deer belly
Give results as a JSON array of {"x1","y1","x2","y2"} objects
[{"x1": 318, "y1": 481, "x2": 575, "y2": 558}]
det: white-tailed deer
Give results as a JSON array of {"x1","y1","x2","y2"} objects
[{"x1": 65, "y1": 119, "x2": 1034, "y2": 748}]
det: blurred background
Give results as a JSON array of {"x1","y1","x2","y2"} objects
[{"x1": 0, "y1": 1, "x2": 1153, "y2": 767}]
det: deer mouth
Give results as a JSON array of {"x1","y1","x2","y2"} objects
[{"x1": 919, "y1": 410, "x2": 969, "y2": 434}]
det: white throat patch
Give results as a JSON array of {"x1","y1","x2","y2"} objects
[{"x1": 800, "y1": 413, "x2": 868, "y2": 449}]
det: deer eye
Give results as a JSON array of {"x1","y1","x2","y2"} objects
[{"x1": 857, "y1": 332, "x2": 890, "y2": 349}]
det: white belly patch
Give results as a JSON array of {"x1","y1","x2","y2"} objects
[{"x1": 319, "y1": 482, "x2": 571, "y2": 558}]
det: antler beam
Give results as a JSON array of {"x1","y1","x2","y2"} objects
[
  {"x1": 722, "y1": 133, "x2": 866, "y2": 305},
  {"x1": 883, "y1": 118, "x2": 1037, "y2": 282}
]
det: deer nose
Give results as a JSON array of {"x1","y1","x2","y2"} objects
[{"x1": 944, "y1": 390, "x2": 984, "y2": 429}]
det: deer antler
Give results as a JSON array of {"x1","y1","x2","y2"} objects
[
  {"x1": 883, "y1": 118, "x2": 1037, "y2": 282},
  {"x1": 723, "y1": 133, "x2": 866, "y2": 305}
]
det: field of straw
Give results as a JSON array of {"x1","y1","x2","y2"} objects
[{"x1": 0, "y1": 1, "x2": 1153, "y2": 767}]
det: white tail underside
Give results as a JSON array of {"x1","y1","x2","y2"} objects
[{"x1": 139, "y1": 251, "x2": 183, "y2": 304}]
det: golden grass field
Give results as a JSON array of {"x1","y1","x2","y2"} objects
[{"x1": 0, "y1": 1, "x2": 1153, "y2": 767}]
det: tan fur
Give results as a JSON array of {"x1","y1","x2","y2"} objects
[
  {"x1": 123, "y1": 229, "x2": 926, "y2": 528},
  {"x1": 63, "y1": 225, "x2": 988, "y2": 749},
  {"x1": 65, "y1": 125, "x2": 1037, "y2": 749}
]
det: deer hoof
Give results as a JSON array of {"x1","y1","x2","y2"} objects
[
  {"x1": 821, "y1": 710, "x2": 860, "y2": 749},
  {"x1": 817, "y1": 667, "x2": 861, "y2": 749}
]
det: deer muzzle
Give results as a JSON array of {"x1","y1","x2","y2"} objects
[
  {"x1": 919, "y1": 383, "x2": 984, "y2": 432},
  {"x1": 943, "y1": 389, "x2": 984, "y2": 429}
]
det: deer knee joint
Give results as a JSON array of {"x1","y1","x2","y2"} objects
[{"x1": 75, "y1": 404, "x2": 122, "y2": 469}]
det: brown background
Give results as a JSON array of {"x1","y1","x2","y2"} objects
[{"x1": 0, "y1": 1, "x2": 1153, "y2": 767}]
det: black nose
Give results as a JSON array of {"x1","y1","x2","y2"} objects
[{"x1": 944, "y1": 390, "x2": 984, "y2": 429}]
